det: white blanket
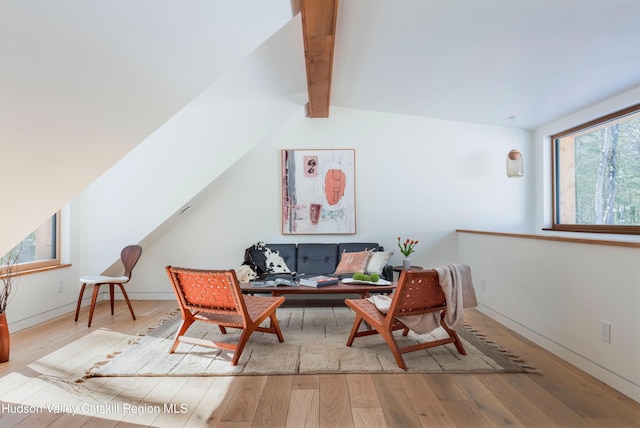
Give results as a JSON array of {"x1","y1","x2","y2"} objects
[{"x1": 368, "y1": 264, "x2": 477, "y2": 334}]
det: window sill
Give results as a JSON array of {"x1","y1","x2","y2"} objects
[
  {"x1": 5, "y1": 264, "x2": 72, "y2": 278},
  {"x1": 457, "y1": 229, "x2": 640, "y2": 248},
  {"x1": 547, "y1": 225, "x2": 640, "y2": 235}
]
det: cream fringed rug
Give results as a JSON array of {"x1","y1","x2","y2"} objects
[{"x1": 84, "y1": 306, "x2": 541, "y2": 378}]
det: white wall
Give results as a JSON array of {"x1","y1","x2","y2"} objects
[
  {"x1": 459, "y1": 231, "x2": 640, "y2": 402},
  {"x1": 128, "y1": 107, "x2": 533, "y2": 299},
  {"x1": 457, "y1": 85, "x2": 640, "y2": 401}
]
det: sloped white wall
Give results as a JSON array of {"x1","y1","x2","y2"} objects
[
  {"x1": 0, "y1": 1, "x2": 295, "y2": 254},
  {"x1": 72, "y1": 16, "x2": 307, "y2": 276},
  {"x1": 128, "y1": 107, "x2": 533, "y2": 299},
  {"x1": 5, "y1": 15, "x2": 307, "y2": 332}
]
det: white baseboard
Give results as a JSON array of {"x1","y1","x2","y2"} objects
[
  {"x1": 10, "y1": 302, "x2": 78, "y2": 333},
  {"x1": 476, "y1": 304, "x2": 639, "y2": 403}
]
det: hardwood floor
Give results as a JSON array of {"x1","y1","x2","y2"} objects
[{"x1": 0, "y1": 300, "x2": 638, "y2": 427}]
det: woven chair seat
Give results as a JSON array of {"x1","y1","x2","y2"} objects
[
  {"x1": 345, "y1": 298, "x2": 406, "y2": 331},
  {"x1": 192, "y1": 295, "x2": 284, "y2": 328}
]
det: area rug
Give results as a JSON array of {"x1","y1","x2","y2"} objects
[{"x1": 85, "y1": 306, "x2": 541, "y2": 377}]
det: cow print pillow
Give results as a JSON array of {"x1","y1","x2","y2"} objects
[{"x1": 244, "y1": 242, "x2": 291, "y2": 277}]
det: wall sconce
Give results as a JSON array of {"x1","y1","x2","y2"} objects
[
  {"x1": 507, "y1": 149, "x2": 524, "y2": 177},
  {"x1": 506, "y1": 116, "x2": 524, "y2": 177}
]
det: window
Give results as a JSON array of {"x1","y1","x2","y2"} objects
[
  {"x1": 2, "y1": 213, "x2": 60, "y2": 274},
  {"x1": 552, "y1": 104, "x2": 640, "y2": 234}
]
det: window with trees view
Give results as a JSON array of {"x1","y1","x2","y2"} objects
[
  {"x1": 1, "y1": 213, "x2": 60, "y2": 274},
  {"x1": 552, "y1": 104, "x2": 640, "y2": 234}
]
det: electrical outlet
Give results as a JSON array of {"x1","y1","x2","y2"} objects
[
  {"x1": 56, "y1": 280, "x2": 63, "y2": 293},
  {"x1": 601, "y1": 321, "x2": 611, "y2": 343},
  {"x1": 481, "y1": 278, "x2": 486, "y2": 291}
]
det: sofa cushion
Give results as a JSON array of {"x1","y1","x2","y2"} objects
[
  {"x1": 334, "y1": 250, "x2": 373, "y2": 275},
  {"x1": 338, "y1": 242, "x2": 382, "y2": 254},
  {"x1": 366, "y1": 251, "x2": 393, "y2": 275},
  {"x1": 297, "y1": 243, "x2": 338, "y2": 275},
  {"x1": 265, "y1": 244, "x2": 297, "y2": 273}
]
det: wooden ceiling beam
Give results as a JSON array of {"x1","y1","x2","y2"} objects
[{"x1": 300, "y1": 0, "x2": 338, "y2": 118}]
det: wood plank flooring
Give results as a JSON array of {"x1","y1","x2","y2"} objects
[{"x1": 0, "y1": 300, "x2": 638, "y2": 427}]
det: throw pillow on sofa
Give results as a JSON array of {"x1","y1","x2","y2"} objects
[
  {"x1": 366, "y1": 251, "x2": 393, "y2": 275},
  {"x1": 244, "y1": 242, "x2": 291, "y2": 277},
  {"x1": 334, "y1": 250, "x2": 372, "y2": 275}
]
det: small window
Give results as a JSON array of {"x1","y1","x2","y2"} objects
[
  {"x1": 2, "y1": 213, "x2": 60, "y2": 273},
  {"x1": 552, "y1": 104, "x2": 640, "y2": 234}
]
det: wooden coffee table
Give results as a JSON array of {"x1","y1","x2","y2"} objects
[{"x1": 241, "y1": 280, "x2": 396, "y2": 298}]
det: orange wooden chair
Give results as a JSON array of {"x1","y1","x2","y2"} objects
[
  {"x1": 75, "y1": 244, "x2": 142, "y2": 327},
  {"x1": 345, "y1": 269, "x2": 466, "y2": 369},
  {"x1": 165, "y1": 266, "x2": 285, "y2": 366}
]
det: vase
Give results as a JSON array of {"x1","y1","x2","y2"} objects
[
  {"x1": 0, "y1": 312, "x2": 9, "y2": 363},
  {"x1": 402, "y1": 258, "x2": 411, "y2": 269}
]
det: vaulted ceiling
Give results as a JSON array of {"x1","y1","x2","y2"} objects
[{"x1": 328, "y1": 0, "x2": 640, "y2": 129}]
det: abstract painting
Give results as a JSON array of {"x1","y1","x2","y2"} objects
[{"x1": 281, "y1": 149, "x2": 355, "y2": 234}]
